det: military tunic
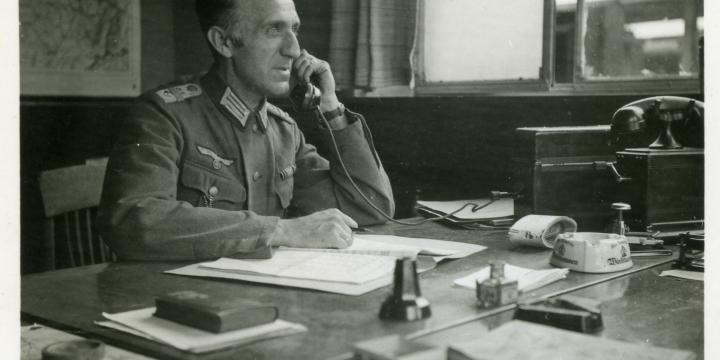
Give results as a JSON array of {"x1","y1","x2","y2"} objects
[{"x1": 98, "y1": 69, "x2": 395, "y2": 261}]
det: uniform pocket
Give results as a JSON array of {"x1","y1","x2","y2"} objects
[
  {"x1": 275, "y1": 163, "x2": 295, "y2": 209},
  {"x1": 179, "y1": 163, "x2": 246, "y2": 210}
]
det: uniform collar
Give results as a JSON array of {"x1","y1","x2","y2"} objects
[{"x1": 201, "y1": 67, "x2": 269, "y2": 132}]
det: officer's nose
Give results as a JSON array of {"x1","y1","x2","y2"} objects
[{"x1": 281, "y1": 31, "x2": 301, "y2": 58}]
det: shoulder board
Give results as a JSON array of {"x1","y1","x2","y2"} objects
[
  {"x1": 266, "y1": 103, "x2": 295, "y2": 124},
  {"x1": 154, "y1": 83, "x2": 203, "y2": 104}
]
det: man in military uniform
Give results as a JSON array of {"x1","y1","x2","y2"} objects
[{"x1": 98, "y1": 0, "x2": 394, "y2": 260}]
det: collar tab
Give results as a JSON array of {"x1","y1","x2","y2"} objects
[{"x1": 219, "y1": 88, "x2": 251, "y2": 127}]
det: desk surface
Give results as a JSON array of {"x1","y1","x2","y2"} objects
[{"x1": 21, "y1": 221, "x2": 702, "y2": 360}]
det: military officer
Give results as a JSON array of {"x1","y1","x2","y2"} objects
[{"x1": 98, "y1": 0, "x2": 395, "y2": 260}]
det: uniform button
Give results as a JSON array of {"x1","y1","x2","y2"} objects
[
  {"x1": 208, "y1": 186, "x2": 219, "y2": 196},
  {"x1": 252, "y1": 171, "x2": 261, "y2": 181},
  {"x1": 252, "y1": 123, "x2": 259, "y2": 132}
]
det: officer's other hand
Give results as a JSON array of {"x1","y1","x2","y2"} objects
[
  {"x1": 292, "y1": 50, "x2": 336, "y2": 97},
  {"x1": 270, "y1": 209, "x2": 358, "y2": 249}
]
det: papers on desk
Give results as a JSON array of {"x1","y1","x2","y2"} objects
[
  {"x1": 96, "y1": 307, "x2": 306, "y2": 354},
  {"x1": 454, "y1": 264, "x2": 569, "y2": 293},
  {"x1": 416, "y1": 198, "x2": 514, "y2": 224},
  {"x1": 201, "y1": 250, "x2": 396, "y2": 285},
  {"x1": 166, "y1": 235, "x2": 486, "y2": 296},
  {"x1": 447, "y1": 320, "x2": 696, "y2": 360},
  {"x1": 321, "y1": 234, "x2": 486, "y2": 262},
  {"x1": 659, "y1": 269, "x2": 704, "y2": 281}
]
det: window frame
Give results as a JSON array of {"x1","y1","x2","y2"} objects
[{"x1": 412, "y1": 0, "x2": 702, "y2": 96}]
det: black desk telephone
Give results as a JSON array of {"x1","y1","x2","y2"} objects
[
  {"x1": 511, "y1": 95, "x2": 704, "y2": 233},
  {"x1": 609, "y1": 96, "x2": 704, "y2": 150},
  {"x1": 609, "y1": 96, "x2": 704, "y2": 233}
]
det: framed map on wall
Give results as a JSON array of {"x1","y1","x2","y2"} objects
[{"x1": 20, "y1": 0, "x2": 141, "y2": 97}]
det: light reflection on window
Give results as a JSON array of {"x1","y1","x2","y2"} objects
[
  {"x1": 580, "y1": 0, "x2": 703, "y2": 80},
  {"x1": 422, "y1": 0, "x2": 544, "y2": 82}
]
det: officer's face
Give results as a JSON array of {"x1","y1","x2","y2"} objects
[{"x1": 228, "y1": 0, "x2": 301, "y2": 98}]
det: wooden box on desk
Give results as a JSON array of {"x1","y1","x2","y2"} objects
[
  {"x1": 511, "y1": 126, "x2": 619, "y2": 231},
  {"x1": 615, "y1": 147, "x2": 704, "y2": 231}
]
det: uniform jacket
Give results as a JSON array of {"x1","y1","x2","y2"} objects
[{"x1": 98, "y1": 69, "x2": 394, "y2": 260}]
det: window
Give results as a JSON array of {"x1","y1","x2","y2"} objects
[
  {"x1": 422, "y1": 0, "x2": 544, "y2": 82},
  {"x1": 414, "y1": 0, "x2": 703, "y2": 95}
]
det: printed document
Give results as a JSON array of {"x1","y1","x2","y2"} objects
[
  {"x1": 200, "y1": 250, "x2": 396, "y2": 285},
  {"x1": 166, "y1": 234, "x2": 486, "y2": 295},
  {"x1": 284, "y1": 234, "x2": 486, "y2": 262}
]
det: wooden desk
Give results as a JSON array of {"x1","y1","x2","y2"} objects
[
  {"x1": 21, "y1": 221, "x2": 700, "y2": 359},
  {"x1": 21, "y1": 324, "x2": 153, "y2": 360},
  {"x1": 415, "y1": 262, "x2": 703, "y2": 359}
]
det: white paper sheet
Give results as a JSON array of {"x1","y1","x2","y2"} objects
[
  {"x1": 279, "y1": 236, "x2": 423, "y2": 258},
  {"x1": 98, "y1": 307, "x2": 306, "y2": 354},
  {"x1": 200, "y1": 249, "x2": 396, "y2": 285},
  {"x1": 454, "y1": 264, "x2": 569, "y2": 292},
  {"x1": 416, "y1": 198, "x2": 513, "y2": 220},
  {"x1": 355, "y1": 234, "x2": 486, "y2": 261},
  {"x1": 167, "y1": 263, "x2": 395, "y2": 296},
  {"x1": 167, "y1": 235, "x2": 485, "y2": 295},
  {"x1": 659, "y1": 269, "x2": 704, "y2": 281}
]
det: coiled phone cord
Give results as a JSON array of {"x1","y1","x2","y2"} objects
[{"x1": 315, "y1": 107, "x2": 496, "y2": 226}]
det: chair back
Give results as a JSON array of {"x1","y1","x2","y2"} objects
[{"x1": 39, "y1": 158, "x2": 115, "y2": 270}]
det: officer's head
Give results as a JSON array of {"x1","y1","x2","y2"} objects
[{"x1": 196, "y1": 0, "x2": 302, "y2": 100}]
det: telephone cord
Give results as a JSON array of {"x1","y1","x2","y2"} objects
[{"x1": 316, "y1": 107, "x2": 496, "y2": 226}]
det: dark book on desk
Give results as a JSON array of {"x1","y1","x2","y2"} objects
[{"x1": 154, "y1": 290, "x2": 278, "y2": 333}]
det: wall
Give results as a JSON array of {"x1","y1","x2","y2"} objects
[
  {"x1": 19, "y1": 1, "x2": 701, "y2": 273},
  {"x1": 20, "y1": 0, "x2": 177, "y2": 274}
]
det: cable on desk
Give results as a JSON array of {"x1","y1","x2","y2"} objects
[{"x1": 317, "y1": 107, "x2": 498, "y2": 226}]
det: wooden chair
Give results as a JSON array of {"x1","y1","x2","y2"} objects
[{"x1": 39, "y1": 158, "x2": 116, "y2": 270}]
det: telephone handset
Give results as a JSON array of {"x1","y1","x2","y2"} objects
[
  {"x1": 609, "y1": 96, "x2": 704, "y2": 150},
  {"x1": 609, "y1": 96, "x2": 704, "y2": 232},
  {"x1": 289, "y1": 82, "x2": 322, "y2": 112},
  {"x1": 286, "y1": 76, "x2": 499, "y2": 226}
]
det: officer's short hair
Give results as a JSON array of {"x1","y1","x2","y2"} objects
[{"x1": 195, "y1": 0, "x2": 243, "y2": 34}]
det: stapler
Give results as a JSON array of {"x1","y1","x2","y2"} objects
[{"x1": 514, "y1": 295, "x2": 603, "y2": 333}]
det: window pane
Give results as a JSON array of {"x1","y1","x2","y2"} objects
[
  {"x1": 554, "y1": 0, "x2": 577, "y2": 83},
  {"x1": 580, "y1": 0, "x2": 703, "y2": 80},
  {"x1": 422, "y1": 0, "x2": 544, "y2": 82}
]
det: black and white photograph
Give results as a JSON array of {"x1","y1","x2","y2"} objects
[{"x1": 6, "y1": 0, "x2": 717, "y2": 359}]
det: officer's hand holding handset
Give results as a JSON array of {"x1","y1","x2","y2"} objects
[
  {"x1": 290, "y1": 50, "x2": 348, "y2": 129},
  {"x1": 270, "y1": 50, "x2": 356, "y2": 249}
]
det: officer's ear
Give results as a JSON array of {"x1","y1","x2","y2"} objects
[{"x1": 207, "y1": 26, "x2": 237, "y2": 58}]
